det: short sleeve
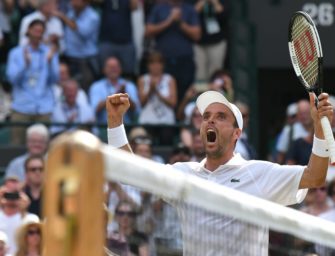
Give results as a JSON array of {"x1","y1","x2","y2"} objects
[{"x1": 251, "y1": 162, "x2": 307, "y2": 205}]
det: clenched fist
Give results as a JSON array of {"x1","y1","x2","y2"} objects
[{"x1": 106, "y1": 93, "x2": 130, "y2": 128}]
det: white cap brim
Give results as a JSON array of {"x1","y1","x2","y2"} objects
[{"x1": 196, "y1": 91, "x2": 243, "y2": 130}]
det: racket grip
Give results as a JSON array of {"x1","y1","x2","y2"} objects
[{"x1": 320, "y1": 116, "x2": 335, "y2": 165}]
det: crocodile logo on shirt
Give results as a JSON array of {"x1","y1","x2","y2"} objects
[{"x1": 230, "y1": 178, "x2": 240, "y2": 183}]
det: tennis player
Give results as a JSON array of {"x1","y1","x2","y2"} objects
[{"x1": 106, "y1": 91, "x2": 333, "y2": 255}]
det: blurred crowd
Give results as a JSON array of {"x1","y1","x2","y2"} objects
[
  {"x1": 0, "y1": 0, "x2": 231, "y2": 145},
  {"x1": 1, "y1": 0, "x2": 335, "y2": 255}
]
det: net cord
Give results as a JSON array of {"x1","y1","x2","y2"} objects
[{"x1": 102, "y1": 146, "x2": 335, "y2": 249}]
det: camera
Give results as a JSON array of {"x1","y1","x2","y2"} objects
[{"x1": 3, "y1": 191, "x2": 20, "y2": 201}]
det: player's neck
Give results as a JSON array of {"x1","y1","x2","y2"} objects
[{"x1": 205, "y1": 153, "x2": 234, "y2": 171}]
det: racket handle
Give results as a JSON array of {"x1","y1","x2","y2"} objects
[{"x1": 320, "y1": 116, "x2": 335, "y2": 165}]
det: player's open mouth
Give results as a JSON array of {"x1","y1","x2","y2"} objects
[{"x1": 207, "y1": 129, "x2": 216, "y2": 143}]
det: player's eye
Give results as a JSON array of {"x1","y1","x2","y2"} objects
[
  {"x1": 203, "y1": 113, "x2": 210, "y2": 121},
  {"x1": 217, "y1": 113, "x2": 225, "y2": 120}
]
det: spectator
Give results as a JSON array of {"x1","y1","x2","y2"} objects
[
  {"x1": 15, "y1": 220, "x2": 43, "y2": 256},
  {"x1": 138, "y1": 51, "x2": 177, "y2": 125},
  {"x1": 208, "y1": 69, "x2": 234, "y2": 101},
  {"x1": 50, "y1": 79, "x2": 95, "y2": 136},
  {"x1": 0, "y1": 0, "x2": 21, "y2": 73},
  {"x1": 54, "y1": 0, "x2": 100, "y2": 91},
  {"x1": 5, "y1": 123, "x2": 49, "y2": 182},
  {"x1": 286, "y1": 127, "x2": 313, "y2": 165},
  {"x1": 18, "y1": 0, "x2": 63, "y2": 51},
  {"x1": 180, "y1": 105, "x2": 202, "y2": 148},
  {"x1": 128, "y1": 126, "x2": 149, "y2": 143},
  {"x1": 145, "y1": 0, "x2": 201, "y2": 103},
  {"x1": 22, "y1": 155, "x2": 44, "y2": 218},
  {"x1": 107, "y1": 200, "x2": 149, "y2": 256},
  {"x1": 132, "y1": 135, "x2": 165, "y2": 163},
  {"x1": 138, "y1": 51, "x2": 177, "y2": 145},
  {"x1": 275, "y1": 99, "x2": 312, "y2": 164},
  {"x1": 269, "y1": 102, "x2": 298, "y2": 162},
  {"x1": 293, "y1": 184, "x2": 332, "y2": 254},
  {"x1": 0, "y1": 231, "x2": 9, "y2": 256},
  {"x1": 193, "y1": 0, "x2": 228, "y2": 82},
  {"x1": 176, "y1": 85, "x2": 201, "y2": 122},
  {"x1": 234, "y1": 101, "x2": 257, "y2": 160},
  {"x1": 0, "y1": 181, "x2": 39, "y2": 255},
  {"x1": 98, "y1": 0, "x2": 139, "y2": 78},
  {"x1": 52, "y1": 61, "x2": 89, "y2": 106},
  {"x1": 189, "y1": 129, "x2": 205, "y2": 162},
  {"x1": 6, "y1": 19, "x2": 59, "y2": 145},
  {"x1": 314, "y1": 179, "x2": 335, "y2": 255},
  {"x1": 301, "y1": 185, "x2": 331, "y2": 217},
  {"x1": 169, "y1": 142, "x2": 191, "y2": 164},
  {"x1": 89, "y1": 57, "x2": 141, "y2": 125},
  {"x1": 286, "y1": 102, "x2": 298, "y2": 126}
]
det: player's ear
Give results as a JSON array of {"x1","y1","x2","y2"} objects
[{"x1": 234, "y1": 128, "x2": 242, "y2": 140}]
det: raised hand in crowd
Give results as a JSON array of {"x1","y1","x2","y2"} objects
[
  {"x1": 24, "y1": 46, "x2": 31, "y2": 66},
  {"x1": 47, "y1": 44, "x2": 57, "y2": 63},
  {"x1": 169, "y1": 7, "x2": 182, "y2": 23}
]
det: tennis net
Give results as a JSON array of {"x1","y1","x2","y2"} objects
[{"x1": 99, "y1": 143, "x2": 335, "y2": 256}]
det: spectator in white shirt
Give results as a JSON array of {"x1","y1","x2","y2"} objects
[
  {"x1": 53, "y1": 61, "x2": 89, "y2": 106},
  {"x1": 50, "y1": 79, "x2": 95, "y2": 136},
  {"x1": 19, "y1": 0, "x2": 64, "y2": 51}
]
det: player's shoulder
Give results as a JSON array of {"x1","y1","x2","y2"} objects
[
  {"x1": 319, "y1": 208, "x2": 335, "y2": 221},
  {"x1": 240, "y1": 159, "x2": 278, "y2": 173},
  {"x1": 169, "y1": 161, "x2": 201, "y2": 174}
]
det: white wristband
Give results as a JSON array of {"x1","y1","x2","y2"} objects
[
  {"x1": 312, "y1": 135, "x2": 330, "y2": 158},
  {"x1": 107, "y1": 124, "x2": 128, "y2": 148}
]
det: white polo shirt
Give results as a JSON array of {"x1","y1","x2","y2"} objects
[{"x1": 168, "y1": 154, "x2": 307, "y2": 256}]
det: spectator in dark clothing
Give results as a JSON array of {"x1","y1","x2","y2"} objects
[
  {"x1": 286, "y1": 128, "x2": 313, "y2": 165},
  {"x1": 23, "y1": 155, "x2": 44, "y2": 218},
  {"x1": 107, "y1": 200, "x2": 149, "y2": 256},
  {"x1": 98, "y1": 0, "x2": 138, "y2": 78},
  {"x1": 145, "y1": 0, "x2": 201, "y2": 104},
  {"x1": 0, "y1": 0, "x2": 21, "y2": 80}
]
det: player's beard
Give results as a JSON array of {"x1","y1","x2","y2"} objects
[{"x1": 206, "y1": 146, "x2": 224, "y2": 159}]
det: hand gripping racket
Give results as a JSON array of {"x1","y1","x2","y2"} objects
[{"x1": 288, "y1": 11, "x2": 335, "y2": 164}]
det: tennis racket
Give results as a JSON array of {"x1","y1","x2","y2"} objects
[{"x1": 288, "y1": 11, "x2": 335, "y2": 164}]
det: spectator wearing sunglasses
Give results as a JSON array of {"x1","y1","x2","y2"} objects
[
  {"x1": 0, "y1": 183, "x2": 39, "y2": 255},
  {"x1": 15, "y1": 221, "x2": 43, "y2": 256},
  {"x1": 107, "y1": 200, "x2": 149, "y2": 256},
  {"x1": 131, "y1": 135, "x2": 165, "y2": 164},
  {"x1": 23, "y1": 156, "x2": 45, "y2": 218}
]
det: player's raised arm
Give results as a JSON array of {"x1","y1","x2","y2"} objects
[
  {"x1": 106, "y1": 93, "x2": 133, "y2": 153},
  {"x1": 299, "y1": 93, "x2": 333, "y2": 189}
]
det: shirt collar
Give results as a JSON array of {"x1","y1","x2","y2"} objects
[
  {"x1": 200, "y1": 153, "x2": 248, "y2": 172},
  {"x1": 27, "y1": 43, "x2": 46, "y2": 53}
]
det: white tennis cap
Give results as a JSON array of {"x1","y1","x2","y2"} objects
[
  {"x1": 196, "y1": 91, "x2": 243, "y2": 130},
  {"x1": 286, "y1": 102, "x2": 298, "y2": 117}
]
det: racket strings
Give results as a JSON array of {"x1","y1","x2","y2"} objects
[{"x1": 292, "y1": 17, "x2": 318, "y2": 87}]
